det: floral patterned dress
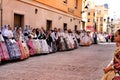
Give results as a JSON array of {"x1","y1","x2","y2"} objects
[{"x1": 102, "y1": 47, "x2": 120, "y2": 80}]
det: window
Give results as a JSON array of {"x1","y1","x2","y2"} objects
[
  {"x1": 93, "y1": 13, "x2": 95, "y2": 16},
  {"x1": 74, "y1": 25, "x2": 77, "y2": 31},
  {"x1": 70, "y1": 18, "x2": 72, "y2": 22},
  {"x1": 104, "y1": 19, "x2": 106, "y2": 22},
  {"x1": 79, "y1": 21, "x2": 81, "y2": 24},
  {"x1": 88, "y1": 19, "x2": 90, "y2": 22},
  {"x1": 100, "y1": 24, "x2": 103, "y2": 26},
  {"x1": 100, "y1": 17, "x2": 103, "y2": 21},
  {"x1": 88, "y1": 12, "x2": 90, "y2": 15},
  {"x1": 97, "y1": 17, "x2": 99, "y2": 21},
  {"x1": 75, "y1": 0, "x2": 78, "y2": 9},
  {"x1": 47, "y1": 20, "x2": 52, "y2": 31},
  {"x1": 63, "y1": 23, "x2": 67, "y2": 30},
  {"x1": 63, "y1": 0, "x2": 67, "y2": 4}
]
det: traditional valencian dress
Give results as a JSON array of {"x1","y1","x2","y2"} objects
[
  {"x1": 102, "y1": 47, "x2": 120, "y2": 80},
  {"x1": 32, "y1": 38, "x2": 41, "y2": 54},
  {"x1": 57, "y1": 31, "x2": 66, "y2": 51},
  {"x1": 80, "y1": 33, "x2": 92, "y2": 46},
  {"x1": 63, "y1": 31, "x2": 75, "y2": 50},
  {"x1": 23, "y1": 25, "x2": 30, "y2": 42},
  {"x1": 2, "y1": 26, "x2": 21, "y2": 60},
  {"x1": 70, "y1": 32, "x2": 79, "y2": 49},
  {"x1": 27, "y1": 37, "x2": 35, "y2": 56},
  {"x1": 14, "y1": 29, "x2": 30, "y2": 60},
  {"x1": 30, "y1": 31, "x2": 41, "y2": 54},
  {"x1": 0, "y1": 31, "x2": 9, "y2": 61},
  {"x1": 97, "y1": 33, "x2": 106, "y2": 43},
  {"x1": 38, "y1": 32, "x2": 49, "y2": 54},
  {"x1": 46, "y1": 32, "x2": 54, "y2": 53}
]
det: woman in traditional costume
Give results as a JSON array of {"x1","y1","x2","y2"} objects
[
  {"x1": 30, "y1": 28, "x2": 37, "y2": 39},
  {"x1": 80, "y1": 31, "x2": 92, "y2": 46},
  {"x1": 2, "y1": 25, "x2": 21, "y2": 60},
  {"x1": 97, "y1": 33, "x2": 106, "y2": 43},
  {"x1": 67, "y1": 31, "x2": 75, "y2": 49},
  {"x1": 57, "y1": 28, "x2": 66, "y2": 51},
  {"x1": 102, "y1": 29, "x2": 120, "y2": 80},
  {"x1": 14, "y1": 27, "x2": 30, "y2": 60},
  {"x1": 46, "y1": 30, "x2": 54, "y2": 53},
  {"x1": 79, "y1": 31, "x2": 85, "y2": 46},
  {"x1": 0, "y1": 30, "x2": 9, "y2": 61},
  {"x1": 70, "y1": 31, "x2": 79, "y2": 49},
  {"x1": 84, "y1": 32, "x2": 92, "y2": 46},
  {"x1": 63, "y1": 30, "x2": 71, "y2": 50},
  {"x1": 23, "y1": 25, "x2": 30, "y2": 42},
  {"x1": 38, "y1": 29, "x2": 49, "y2": 54},
  {"x1": 31, "y1": 28, "x2": 41, "y2": 54},
  {"x1": 50, "y1": 30, "x2": 57, "y2": 52},
  {"x1": 27, "y1": 35, "x2": 35, "y2": 56}
]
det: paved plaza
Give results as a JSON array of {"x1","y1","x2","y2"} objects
[{"x1": 0, "y1": 43, "x2": 115, "y2": 80}]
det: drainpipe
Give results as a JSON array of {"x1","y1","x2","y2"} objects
[{"x1": 0, "y1": 0, "x2": 2, "y2": 28}]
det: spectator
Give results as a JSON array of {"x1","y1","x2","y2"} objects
[
  {"x1": 93, "y1": 32, "x2": 97, "y2": 44},
  {"x1": 102, "y1": 29, "x2": 120, "y2": 80}
]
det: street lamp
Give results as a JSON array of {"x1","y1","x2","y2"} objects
[
  {"x1": 110, "y1": 18, "x2": 114, "y2": 33},
  {"x1": 93, "y1": 21, "x2": 97, "y2": 32},
  {"x1": 81, "y1": 4, "x2": 89, "y2": 14},
  {"x1": 107, "y1": 17, "x2": 110, "y2": 33},
  {"x1": 106, "y1": 17, "x2": 114, "y2": 33},
  {"x1": 81, "y1": 3, "x2": 89, "y2": 31},
  {"x1": 0, "y1": 0, "x2": 3, "y2": 27}
]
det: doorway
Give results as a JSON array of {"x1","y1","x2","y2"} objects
[
  {"x1": 46, "y1": 20, "x2": 52, "y2": 31},
  {"x1": 74, "y1": 25, "x2": 77, "y2": 31},
  {"x1": 82, "y1": 21, "x2": 85, "y2": 30},
  {"x1": 14, "y1": 13, "x2": 24, "y2": 28},
  {"x1": 63, "y1": 23, "x2": 67, "y2": 31}
]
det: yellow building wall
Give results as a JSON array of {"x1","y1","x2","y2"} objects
[
  {"x1": 86, "y1": 9, "x2": 95, "y2": 31},
  {"x1": 33, "y1": 0, "x2": 82, "y2": 18},
  {"x1": 95, "y1": 5, "x2": 108, "y2": 32},
  {"x1": 87, "y1": 11, "x2": 95, "y2": 26}
]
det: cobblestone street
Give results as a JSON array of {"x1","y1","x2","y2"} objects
[{"x1": 0, "y1": 43, "x2": 115, "y2": 80}]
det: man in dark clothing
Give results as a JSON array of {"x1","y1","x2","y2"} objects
[
  {"x1": 93, "y1": 32, "x2": 97, "y2": 44},
  {"x1": 111, "y1": 33, "x2": 114, "y2": 42}
]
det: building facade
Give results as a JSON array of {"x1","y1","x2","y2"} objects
[
  {"x1": 83, "y1": 1, "x2": 109, "y2": 32},
  {"x1": 86, "y1": 9, "x2": 96, "y2": 31},
  {"x1": 85, "y1": 1, "x2": 95, "y2": 31},
  {"x1": 113, "y1": 19, "x2": 120, "y2": 33},
  {"x1": 0, "y1": 0, "x2": 82, "y2": 31},
  {"x1": 95, "y1": 5, "x2": 109, "y2": 32},
  {"x1": 81, "y1": 0, "x2": 88, "y2": 30}
]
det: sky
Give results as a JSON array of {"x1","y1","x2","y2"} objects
[{"x1": 92, "y1": 0, "x2": 120, "y2": 19}]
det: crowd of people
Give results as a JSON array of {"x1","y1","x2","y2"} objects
[{"x1": 0, "y1": 25, "x2": 114, "y2": 63}]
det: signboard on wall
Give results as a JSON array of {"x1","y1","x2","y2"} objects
[{"x1": 86, "y1": 26, "x2": 94, "y2": 31}]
